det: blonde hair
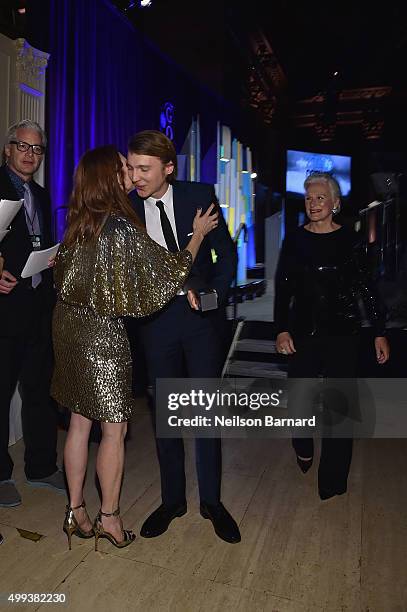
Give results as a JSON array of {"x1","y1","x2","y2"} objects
[{"x1": 304, "y1": 172, "x2": 341, "y2": 213}]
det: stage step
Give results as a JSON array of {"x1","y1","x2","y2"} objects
[
  {"x1": 235, "y1": 338, "x2": 277, "y2": 353},
  {"x1": 246, "y1": 264, "x2": 265, "y2": 279},
  {"x1": 226, "y1": 359, "x2": 287, "y2": 379},
  {"x1": 223, "y1": 319, "x2": 289, "y2": 380},
  {"x1": 238, "y1": 320, "x2": 277, "y2": 340}
]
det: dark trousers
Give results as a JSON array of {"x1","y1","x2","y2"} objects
[
  {"x1": 0, "y1": 290, "x2": 58, "y2": 481},
  {"x1": 137, "y1": 297, "x2": 224, "y2": 507},
  {"x1": 288, "y1": 335, "x2": 359, "y2": 494}
]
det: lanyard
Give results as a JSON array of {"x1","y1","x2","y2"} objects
[{"x1": 24, "y1": 205, "x2": 39, "y2": 236}]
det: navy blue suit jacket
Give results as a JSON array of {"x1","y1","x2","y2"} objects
[{"x1": 129, "y1": 180, "x2": 237, "y2": 306}]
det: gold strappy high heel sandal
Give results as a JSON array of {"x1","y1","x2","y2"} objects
[
  {"x1": 93, "y1": 508, "x2": 135, "y2": 551},
  {"x1": 63, "y1": 501, "x2": 94, "y2": 550}
]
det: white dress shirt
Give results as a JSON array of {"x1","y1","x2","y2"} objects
[{"x1": 144, "y1": 184, "x2": 180, "y2": 249}]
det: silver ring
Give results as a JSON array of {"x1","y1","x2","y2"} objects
[{"x1": 280, "y1": 348, "x2": 287, "y2": 355}]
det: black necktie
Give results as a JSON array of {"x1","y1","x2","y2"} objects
[{"x1": 156, "y1": 200, "x2": 179, "y2": 252}]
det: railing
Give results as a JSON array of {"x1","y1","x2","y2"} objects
[
  {"x1": 233, "y1": 222, "x2": 248, "y2": 244},
  {"x1": 232, "y1": 223, "x2": 248, "y2": 319}
]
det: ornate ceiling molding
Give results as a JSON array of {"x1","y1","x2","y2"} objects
[
  {"x1": 294, "y1": 86, "x2": 394, "y2": 141},
  {"x1": 339, "y1": 87, "x2": 392, "y2": 101},
  {"x1": 15, "y1": 39, "x2": 49, "y2": 91},
  {"x1": 244, "y1": 29, "x2": 287, "y2": 125}
]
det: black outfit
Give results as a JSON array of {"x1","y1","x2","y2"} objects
[
  {"x1": 274, "y1": 225, "x2": 385, "y2": 497},
  {"x1": 129, "y1": 181, "x2": 237, "y2": 507},
  {"x1": 0, "y1": 165, "x2": 57, "y2": 481}
]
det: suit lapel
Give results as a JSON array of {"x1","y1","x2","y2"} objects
[
  {"x1": 0, "y1": 166, "x2": 20, "y2": 200},
  {"x1": 172, "y1": 182, "x2": 192, "y2": 250},
  {"x1": 0, "y1": 167, "x2": 31, "y2": 241}
]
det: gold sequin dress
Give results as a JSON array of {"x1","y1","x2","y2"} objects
[{"x1": 51, "y1": 215, "x2": 192, "y2": 422}]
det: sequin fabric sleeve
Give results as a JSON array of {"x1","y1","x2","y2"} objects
[
  {"x1": 53, "y1": 242, "x2": 68, "y2": 292},
  {"x1": 55, "y1": 215, "x2": 192, "y2": 318},
  {"x1": 348, "y1": 238, "x2": 387, "y2": 337}
]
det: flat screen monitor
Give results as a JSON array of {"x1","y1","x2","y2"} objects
[{"x1": 286, "y1": 150, "x2": 351, "y2": 197}]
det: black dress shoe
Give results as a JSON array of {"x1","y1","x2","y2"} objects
[
  {"x1": 140, "y1": 503, "x2": 187, "y2": 538},
  {"x1": 319, "y1": 485, "x2": 347, "y2": 500},
  {"x1": 200, "y1": 502, "x2": 241, "y2": 544}
]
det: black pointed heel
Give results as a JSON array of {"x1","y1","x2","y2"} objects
[{"x1": 296, "y1": 456, "x2": 313, "y2": 473}]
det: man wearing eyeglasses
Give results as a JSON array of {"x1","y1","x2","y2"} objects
[{"x1": 0, "y1": 119, "x2": 64, "y2": 508}]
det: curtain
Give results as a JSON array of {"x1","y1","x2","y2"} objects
[{"x1": 46, "y1": 0, "x2": 225, "y2": 237}]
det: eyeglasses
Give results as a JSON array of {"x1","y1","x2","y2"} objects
[{"x1": 9, "y1": 140, "x2": 45, "y2": 156}]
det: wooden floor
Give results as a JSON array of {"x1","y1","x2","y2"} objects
[{"x1": 0, "y1": 398, "x2": 406, "y2": 612}]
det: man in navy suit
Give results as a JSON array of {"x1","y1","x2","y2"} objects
[
  {"x1": 0, "y1": 120, "x2": 65, "y2": 508},
  {"x1": 127, "y1": 130, "x2": 240, "y2": 543}
]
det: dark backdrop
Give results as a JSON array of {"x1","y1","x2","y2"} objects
[{"x1": 26, "y1": 0, "x2": 240, "y2": 225}]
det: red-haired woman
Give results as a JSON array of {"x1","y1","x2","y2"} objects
[{"x1": 51, "y1": 145, "x2": 217, "y2": 550}]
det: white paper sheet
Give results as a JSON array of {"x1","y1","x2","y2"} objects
[
  {"x1": 20, "y1": 243, "x2": 60, "y2": 278},
  {"x1": 0, "y1": 229, "x2": 9, "y2": 242},
  {"x1": 0, "y1": 199, "x2": 23, "y2": 230}
]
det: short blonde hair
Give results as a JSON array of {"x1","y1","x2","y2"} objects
[
  {"x1": 304, "y1": 171, "x2": 341, "y2": 200},
  {"x1": 304, "y1": 171, "x2": 342, "y2": 214}
]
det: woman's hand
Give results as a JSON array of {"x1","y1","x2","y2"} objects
[
  {"x1": 186, "y1": 204, "x2": 219, "y2": 262},
  {"x1": 192, "y1": 204, "x2": 219, "y2": 238},
  {"x1": 276, "y1": 331, "x2": 296, "y2": 355},
  {"x1": 375, "y1": 336, "x2": 390, "y2": 364},
  {"x1": 48, "y1": 255, "x2": 56, "y2": 268}
]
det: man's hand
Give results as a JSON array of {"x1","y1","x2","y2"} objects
[
  {"x1": 187, "y1": 289, "x2": 200, "y2": 310},
  {"x1": 0, "y1": 270, "x2": 18, "y2": 295},
  {"x1": 375, "y1": 336, "x2": 390, "y2": 364},
  {"x1": 276, "y1": 331, "x2": 296, "y2": 355}
]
